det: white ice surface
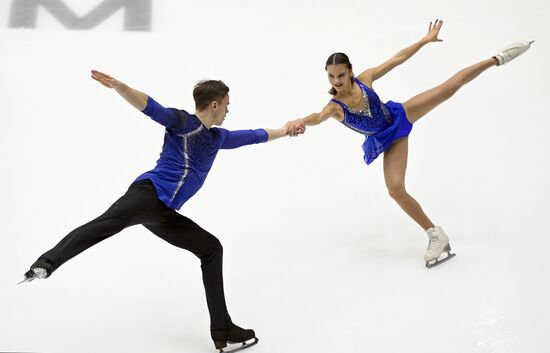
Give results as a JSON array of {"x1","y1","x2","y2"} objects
[{"x1": 1, "y1": 0, "x2": 549, "y2": 352}]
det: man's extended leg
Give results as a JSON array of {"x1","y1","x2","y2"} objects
[{"x1": 27, "y1": 180, "x2": 164, "y2": 278}]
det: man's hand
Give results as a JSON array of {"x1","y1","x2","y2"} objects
[
  {"x1": 90, "y1": 70, "x2": 148, "y2": 111},
  {"x1": 285, "y1": 119, "x2": 306, "y2": 137},
  {"x1": 91, "y1": 70, "x2": 124, "y2": 89}
]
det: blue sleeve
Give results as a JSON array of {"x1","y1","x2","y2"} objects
[
  {"x1": 141, "y1": 96, "x2": 190, "y2": 132},
  {"x1": 216, "y1": 128, "x2": 269, "y2": 149}
]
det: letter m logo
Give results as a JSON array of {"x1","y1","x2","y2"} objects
[{"x1": 9, "y1": 0, "x2": 152, "y2": 31}]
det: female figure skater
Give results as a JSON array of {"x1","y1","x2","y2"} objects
[
  {"x1": 21, "y1": 70, "x2": 302, "y2": 352},
  {"x1": 286, "y1": 20, "x2": 533, "y2": 267}
]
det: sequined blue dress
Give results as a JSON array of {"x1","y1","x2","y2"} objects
[{"x1": 330, "y1": 78, "x2": 413, "y2": 164}]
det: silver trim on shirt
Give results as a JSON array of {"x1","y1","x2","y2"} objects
[{"x1": 170, "y1": 125, "x2": 204, "y2": 202}]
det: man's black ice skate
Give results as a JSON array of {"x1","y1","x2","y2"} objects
[
  {"x1": 211, "y1": 323, "x2": 258, "y2": 353},
  {"x1": 18, "y1": 267, "x2": 47, "y2": 284},
  {"x1": 18, "y1": 259, "x2": 53, "y2": 284}
]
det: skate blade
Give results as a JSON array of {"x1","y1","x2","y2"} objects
[
  {"x1": 218, "y1": 337, "x2": 259, "y2": 353},
  {"x1": 17, "y1": 277, "x2": 34, "y2": 285},
  {"x1": 426, "y1": 252, "x2": 456, "y2": 268}
]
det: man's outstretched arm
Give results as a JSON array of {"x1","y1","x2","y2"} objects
[
  {"x1": 91, "y1": 70, "x2": 182, "y2": 129},
  {"x1": 218, "y1": 122, "x2": 303, "y2": 149},
  {"x1": 265, "y1": 124, "x2": 295, "y2": 141},
  {"x1": 91, "y1": 70, "x2": 148, "y2": 110}
]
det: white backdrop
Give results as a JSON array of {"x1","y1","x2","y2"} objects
[{"x1": 1, "y1": 0, "x2": 549, "y2": 352}]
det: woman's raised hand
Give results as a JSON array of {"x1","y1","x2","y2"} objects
[{"x1": 423, "y1": 19, "x2": 443, "y2": 43}]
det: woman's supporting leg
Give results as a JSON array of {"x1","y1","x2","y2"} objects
[
  {"x1": 383, "y1": 137, "x2": 434, "y2": 230},
  {"x1": 403, "y1": 57, "x2": 497, "y2": 123}
]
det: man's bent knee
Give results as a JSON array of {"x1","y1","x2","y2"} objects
[{"x1": 199, "y1": 237, "x2": 223, "y2": 264}]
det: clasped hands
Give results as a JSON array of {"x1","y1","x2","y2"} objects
[{"x1": 284, "y1": 119, "x2": 306, "y2": 137}]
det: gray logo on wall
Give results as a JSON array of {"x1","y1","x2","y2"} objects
[{"x1": 9, "y1": 0, "x2": 152, "y2": 31}]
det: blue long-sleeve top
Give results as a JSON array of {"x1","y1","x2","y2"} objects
[{"x1": 134, "y1": 97, "x2": 269, "y2": 210}]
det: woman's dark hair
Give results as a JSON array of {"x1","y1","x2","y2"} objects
[
  {"x1": 325, "y1": 52, "x2": 354, "y2": 95},
  {"x1": 193, "y1": 80, "x2": 230, "y2": 111}
]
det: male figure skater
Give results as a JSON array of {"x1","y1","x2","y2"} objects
[{"x1": 21, "y1": 70, "x2": 302, "y2": 352}]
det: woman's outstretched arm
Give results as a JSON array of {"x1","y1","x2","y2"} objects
[
  {"x1": 358, "y1": 19, "x2": 444, "y2": 85},
  {"x1": 286, "y1": 103, "x2": 339, "y2": 136}
]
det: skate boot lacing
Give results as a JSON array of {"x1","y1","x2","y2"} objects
[
  {"x1": 427, "y1": 233, "x2": 441, "y2": 251},
  {"x1": 500, "y1": 48, "x2": 518, "y2": 62}
]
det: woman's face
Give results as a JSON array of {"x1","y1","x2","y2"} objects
[{"x1": 326, "y1": 64, "x2": 353, "y2": 93}]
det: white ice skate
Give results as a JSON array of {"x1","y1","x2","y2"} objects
[
  {"x1": 495, "y1": 40, "x2": 534, "y2": 65},
  {"x1": 425, "y1": 226, "x2": 455, "y2": 268},
  {"x1": 18, "y1": 267, "x2": 47, "y2": 284}
]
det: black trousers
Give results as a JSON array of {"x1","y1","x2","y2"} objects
[{"x1": 33, "y1": 179, "x2": 232, "y2": 330}]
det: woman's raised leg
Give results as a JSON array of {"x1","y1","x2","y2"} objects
[{"x1": 403, "y1": 58, "x2": 497, "y2": 123}]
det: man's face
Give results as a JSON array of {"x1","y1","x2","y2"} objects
[{"x1": 213, "y1": 94, "x2": 230, "y2": 126}]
